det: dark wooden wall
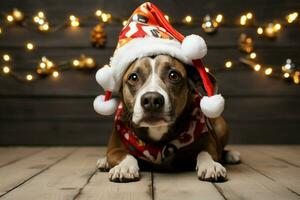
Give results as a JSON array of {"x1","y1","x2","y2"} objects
[{"x1": 0, "y1": 0, "x2": 299, "y2": 145}]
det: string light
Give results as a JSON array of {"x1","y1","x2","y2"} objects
[
  {"x1": 0, "y1": 27, "x2": 2, "y2": 35},
  {"x1": 240, "y1": 15, "x2": 247, "y2": 25},
  {"x1": 26, "y1": 42, "x2": 35, "y2": 51},
  {"x1": 293, "y1": 71, "x2": 300, "y2": 84},
  {"x1": 202, "y1": 15, "x2": 218, "y2": 33},
  {"x1": 12, "y1": 9, "x2": 24, "y2": 22},
  {"x1": 205, "y1": 67, "x2": 209, "y2": 72},
  {"x1": 72, "y1": 59, "x2": 80, "y2": 67},
  {"x1": 254, "y1": 64, "x2": 261, "y2": 71},
  {"x1": 265, "y1": 67, "x2": 273, "y2": 75},
  {"x1": 283, "y1": 72, "x2": 290, "y2": 78},
  {"x1": 101, "y1": 13, "x2": 111, "y2": 22},
  {"x1": 26, "y1": 74, "x2": 33, "y2": 81},
  {"x1": 2, "y1": 66, "x2": 10, "y2": 74},
  {"x1": 246, "y1": 12, "x2": 253, "y2": 19},
  {"x1": 95, "y1": 10, "x2": 102, "y2": 17},
  {"x1": 250, "y1": 52, "x2": 256, "y2": 59},
  {"x1": 225, "y1": 61, "x2": 232, "y2": 68},
  {"x1": 52, "y1": 71, "x2": 59, "y2": 78},
  {"x1": 286, "y1": 12, "x2": 298, "y2": 23},
  {"x1": 33, "y1": 11, "x2": 50, "y2": 32},
  {"x1": 257, "y1": 27, "x2": 263, "y2": 35},
  {"x1": 215, "y1": 14, "x2": 223, "y2": 23},
  {"x1": 69, "y1": 15, "x2": 80, "y2": 27},
  {"x1": 184, "y1": 15, "x2": 192, "y2": 23},
  {"x1": 122, "y1": 20, "x2": 128, "y2": 26},
  {"x1": 3, "y1": 54, "x2": 11, "y2": 61},
  {"x1": 6, "y1": 15, "x2": 14, "y2": 23}
]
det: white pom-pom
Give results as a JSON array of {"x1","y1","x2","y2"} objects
[
  {"x1": 95, "y1": 65, "x2": 116, "y2": 91},
  {"x1": 200, "y1": 94, "x2": 225, "y2": 118},
  {"x1": 93, "y1": 95, "x2": 118, "y2": 115},
  {"x1": 181, "y1": 34, "x2": 207, "y2": 60}
]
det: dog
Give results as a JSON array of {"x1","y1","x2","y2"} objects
[{"x1": 96, "y1": 54, "x2": 240, "y2": 182}]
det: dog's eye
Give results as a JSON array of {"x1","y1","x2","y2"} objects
[
  {"x1": 128, "y1": 73, "x2": 139, "y2": 84},
  {"x1": 168, "y1": 70, "x2": 181, "y2": 82}
]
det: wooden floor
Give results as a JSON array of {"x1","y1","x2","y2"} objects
[{"x1": 0, "y1": 146, "x2": 299, "y2": 200}]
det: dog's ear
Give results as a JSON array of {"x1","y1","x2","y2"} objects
[{"x1": 186, "y1": 65, "x2": 219, "y2": 95}]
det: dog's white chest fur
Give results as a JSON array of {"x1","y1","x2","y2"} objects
[{"x1": 148, "y1": 125, "x2": 169, "y2": 141}]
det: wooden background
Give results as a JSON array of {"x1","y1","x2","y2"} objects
[{"x1": 0, "y1": 0, "x2": 299, "y2": 145}]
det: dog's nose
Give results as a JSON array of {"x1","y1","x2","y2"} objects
[{"x1": 141, "y1": 92, "x2": 165, "y2": 111}]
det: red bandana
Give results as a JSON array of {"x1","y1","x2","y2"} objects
[{"x1": 115, "y1": 95, "x2": 208, "y2": 164}]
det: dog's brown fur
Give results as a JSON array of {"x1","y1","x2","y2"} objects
[{"x1": 103, "y1": 55, "x2": 232, "y2": 180}]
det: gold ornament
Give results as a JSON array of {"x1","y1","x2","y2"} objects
[
  {"x1": 36, "y1": 57, "x2": 57, "y2": 76},
  {"x1": 239, "y1": 33, "x2": 254, "y2": 53},
  {"x1": 90, "y1": 23, "x2": 106, "y2": 48},
  {"x1": 72, "y1": 54, "x2": 96, "y2": 69},
  {"x1": 201, "y1": 15, "x2": 218, "y2": 34}
]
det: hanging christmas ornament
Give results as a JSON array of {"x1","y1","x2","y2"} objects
[
  {"x1": 91, "y1": 23, "x2": 106, "y2": 48},
  {"x1": 239, "y1": 33, "x2": 254, "y2": 53},
  {"x1": 72, "y1": 54, "x2": 96, "y2": 69},
  {"x1": 201, "y1": 15, "x2": 218, "y2": 34},
  {"x1": 36, "y1": 57, "x2": 57, "y2": 76}
]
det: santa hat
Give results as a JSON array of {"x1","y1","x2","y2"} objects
[{"x1": 94, "y1": 2, "x2": 224, "y2": 118}]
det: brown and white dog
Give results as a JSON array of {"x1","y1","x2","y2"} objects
[{"x1": 96, "y1": 55, "x2": 240, "y2": 182}]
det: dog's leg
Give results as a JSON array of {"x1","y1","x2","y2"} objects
[
  {"x1": 224, "y1": 150, "x2": 241, "y2": 164},
  {"x1": 96, "y1": 156, "x2": 109, "y2": 171},
  {"x1": 106, "y1": 128, "x2": 140, "y2": 182},
  {"x1": 196, "y1": 151, "x2": 227, "y2": 182}
]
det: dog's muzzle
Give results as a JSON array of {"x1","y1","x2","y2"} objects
[{"x1": 141, "y1": 92, "x2": 165, "y2": 112}]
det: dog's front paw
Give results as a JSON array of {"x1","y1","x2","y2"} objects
[
  {"x1": 96, "y1": 156, "x2": 109, "y2": 171},
  {"x1": 196, "y1": 151, "x2": 227, "y2": 182},
  {"x1": 108, "y1": 155, "x2": 140, "y2": 182}
]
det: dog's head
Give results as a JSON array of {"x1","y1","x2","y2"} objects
[{"x1": 120, "y1": 54, "x2": 217, "y2": 141}]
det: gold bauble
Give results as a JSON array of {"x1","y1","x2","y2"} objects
[{"x1": 90, "y1": 23, "x2": 106, "y2": 48}]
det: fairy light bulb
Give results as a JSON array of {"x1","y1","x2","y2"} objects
[
  {"x1": 246, "y1": 12, "x2": 253, "y2": 19},
  {"x1": 240, "y1": 15, "x2": 247, "y2": 25},
  {"x1": 38, "y1": 11, "x2": 45, "y2": 18},
  {"x1": 286, "y1": 12, "x2": 298, "y2": 23},
  {"x1": 215, "y1": 14, "x2": 223, "y2": 23},
  {"x1": 184, "y1": 15, "x2": 192, "y2": 23},
  {"x1": 225, "y1": 61, "x2": 232, "y2": 68},
  {"x1": 69, "y1": 15, "x2": 80, "y2": 27},
  {"x1": 3, "y1": 54, "x2": 11, "y2": 61},
  {"x1": 283, "y1": 72, "x2": 290, "y2": 78},
  {"x1": 122, "y1": 20, "x2": 128, "y2": 26},
  {"x1": 6, "y1": 15, "x2": 14, "y2": 23},
  {"x1": 101, "y1": 13, "x2": 109, "y2": 22},
  {"x1": 250, "y1": 52, "x2": 256, "y2": 59},
  {"x1": 293, "y1": 71, "x2": 300, "y2": 84},
  {"x1": 254, "y1": 64, "x2": 261, "y2": 71},
  {"x1": 12, "y1": 9, "x2": 24, "y2": 22},
  {"x1": 26, "y1": 74, "x2": 33, "y2": 81},
  {"x1": 205, "y1": 67, "x2": 209, "y2": 72},
  {"x1": 95, "y1": 10, "x2": 102, "y2": 17},
  {"x1": 265, "y1": 67, "x2": 273, "y2": 75},
  {"x1": 257, "y1": 27, "x2": 263, "y2": 35},
  {"x1": 274, "y1": 23, "x2": 281, "y2": 31},
  {"x1": 0, "y1": 27, "x2": 2, "y2": 35},
  {"x1": 52, "y1": 71, "x2": 59, "y2": 78},
  {"x1": 72, "y1": 59, "x2": 80, "y2": 66},
  {"x1": 26, "y1": 42, "x2": 34, "y2": 50},
  {"x1": 2, "y1": 66, "x2": 10, "y2": 74}
]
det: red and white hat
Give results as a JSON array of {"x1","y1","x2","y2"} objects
[{"x1": 94, "y1": 2, "x2": 224, "y2": 118}]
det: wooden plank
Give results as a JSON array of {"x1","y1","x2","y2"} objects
[
  {"x1": 1, "y1": 97, "x2": 300, "y2": 121},
  {"x1": 254, "y1": 145, "x2": 300, "y2": 167},
  {"x1": 1, "y1": 26, "x2": 299, "y2": 48},
  {"x1": 153, "y1": 172, "x2": 224, "y2": 200},
  {"x1": 0, "y1": 120, "x2": 300, "y2": 145},
  {"x1": 0, "y1": 0, "x2": 299, "y2": 25},
  {"x1": 76, "y1": 171, "x2": 152, "y2": 200},
  {"x1": 1, "y1": 68, "x2": 300, "y2": 96},
  {"x1": 214, "y1": 164, "x2": 300, "y2": 200},
  {"x1": 0, "y1": 147, "x2": 43, "y2": 168},
  {"x1": 0, "y1": 147, "x2": 75, "y2": 197},
  {"x1": 235, "y1": 146, "x2": 300, "y2": 194},
  {"x1": 0, "y1": 120, "x2": 112, "y2": 145},
  {"x1": 1, "y1": 48, "x2": 299, "y2": 71},
  {"x1": 0, "y1": 147, "x2": 104, "y2": 200}
]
